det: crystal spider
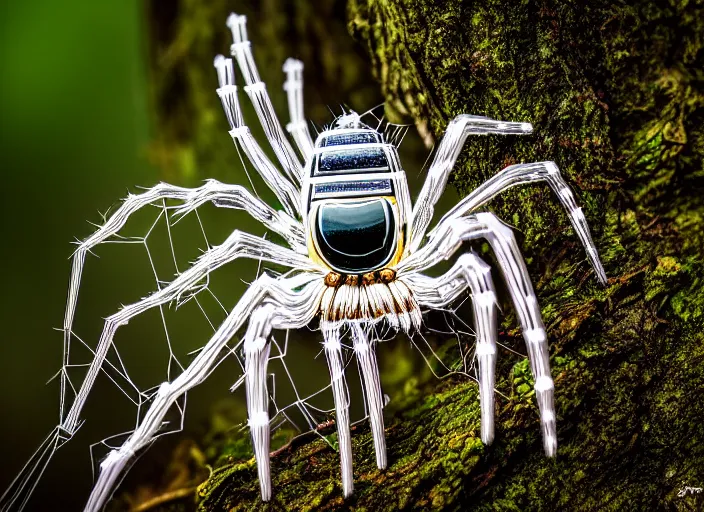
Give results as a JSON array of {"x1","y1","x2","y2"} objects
[{"x1": 1, "y1": 12, "x2": 607, "y2": 512}]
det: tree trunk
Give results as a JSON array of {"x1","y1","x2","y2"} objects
[{"x1": 127, "y1": 1, "x2": 704, "y2": 510}]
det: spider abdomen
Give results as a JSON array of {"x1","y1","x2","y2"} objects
[{"x1": 316, "y1": 198, "x2": 397, "y2": 272}]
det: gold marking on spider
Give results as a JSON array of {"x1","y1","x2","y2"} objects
[{"x1": 324, "y1": 272, "x2": 342, "y2": 287}]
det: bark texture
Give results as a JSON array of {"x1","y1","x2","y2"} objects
[{"x1": 124, "y1": 1, "x2": 704, "y2": 510}]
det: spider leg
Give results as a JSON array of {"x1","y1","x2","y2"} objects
[
  {"x1": 244, "y1": 306, "x2": 274, "y2": 501},
  {"x1": 5, "y1": 233, "x2": 317, "y2": 511},
  {"x1": 409, "y1": 114, "x2": 533, "y2": 252},
  {"x1": 283, "y1": 58, "x2": 314, "y2": 160},
  {"x1": 438, "y1": 161, "x2": 607, "y2": 284},
  {"x1": 406, "y1": 252, "x2": 499, "y2": 445},
  {"x1": 214, "y1": 56, "x2": 302, "y2": 216},
  {"x1": 170, "y1": 178, "x2": 304, "y2": 250},
  {"x1": 64, "y1": 182, "x2": 304, "y2": 408},
  {"x1": 351, "y1": 322, "x2": 387, "y2": 469},
  {"x1": 401, "y1": 212, "x2": 557, "y2": 456},
  {"x1": 226, "y1": 14, "x2": 304, "y2": 185},
  {"x1": 82, "y1": 273, "x2": 325, "y2": 512},
  {"x1": 322, "y1": 326, "x2": 354, "y2": 497}
]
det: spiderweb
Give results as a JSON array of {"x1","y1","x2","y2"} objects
[{"x1": 55, "y1": 199, "x2": 344, "y2": 473}]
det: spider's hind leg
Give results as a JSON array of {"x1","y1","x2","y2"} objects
[
  {"x1": 401, "y1": 212, "x2": 558, "y2": 456},
  {"x1": 406, "y1": 252, "x2": 499, "y2": 446},
  {"x1": 83, "y1": 273, "x2": 325, "y2": 511}
]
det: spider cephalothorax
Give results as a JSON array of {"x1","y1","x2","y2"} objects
[{"x1": 2, "y1": 13, "x2": 607, "y2": 512}]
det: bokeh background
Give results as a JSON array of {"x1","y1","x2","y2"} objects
[
  {"x1": 0, "y1": 1, "x2": 460, "y2": 509},
  {"x1": 1, "y1": 2, "x2": 157, "y2": 509}
]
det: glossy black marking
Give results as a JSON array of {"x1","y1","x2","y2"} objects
[
  {"x1": 315, "y1": 199, "x2": 396, "y2": 272},
  {"x1": 318, "y1": 147, "x2": 389, "y2": 174},
  {"x1": 320, "y1": 131, "x2": 380, "y2": 147},
  {"x1": 313, "y1": 179, "x2": 393, "y2": 198}
]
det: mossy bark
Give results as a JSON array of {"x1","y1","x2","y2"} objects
[{"x1": 131, "y1": 1, "x2": 704, "y2": 511}]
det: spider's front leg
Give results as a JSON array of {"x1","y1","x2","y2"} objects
[
  {"x1": 226, "y1": 14, "x2": 304, "y2": 185},
  {"x1": 406, "y1": 252, "x2": 499, "y2": 445},
  {"x1": 401, "y1": 212, "x2": 559, "y2": 456},
  {"x1": 283, "y1": 58, "x2": 314, "y2": 160},
  {"x1": 62, "y1": 233, "x2": 317, "y2": 438},
  {"x1": 63, "y1": 182, "x2": 305, "y2": 409},
  {"x1": 438, "y1": 161, "x2": 607, "y2": 284},
  {"x1": 0, "y1": 182, "x2": 308, "y2": 512},
  {"x1": 83, "y1": 273, "x2": 325, "y2": 512},
  {"x1": 409, "y1": 114, "x2": 534, "y2": 253}
]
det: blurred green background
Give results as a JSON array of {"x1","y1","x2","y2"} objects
[
  {"x1": 0, "y1": 1, "x2": 159, "y2": 509},
  {"x1": 0, "y1": 1, "x2": 459, "y2": 509}
]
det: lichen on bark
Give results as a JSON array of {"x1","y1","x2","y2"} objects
[{"x1": 124, "y1": 1, "x2": 704, "y2": 510}]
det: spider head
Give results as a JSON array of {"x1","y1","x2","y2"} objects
[{"x1": 332, "y1": 110, "x2": 363, "y2": 129}]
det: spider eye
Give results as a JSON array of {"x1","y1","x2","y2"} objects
[{"x1": 314, "y1": 199, "x2": 396, "y2": 273}]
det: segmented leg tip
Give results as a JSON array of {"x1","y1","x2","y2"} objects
[
  {"x1": 596, "y1": 268, "x2": 608, "y2": 286},
  {"x1": 226, "y1": 12, "x2": 244, "y2": 28},
  {"x1": 259, "y1": 481, "x2": 272, "y2": 502},
  {"x1": 543, "y1": 437, "x2": 558, "y2": 457},
  {"x1": 282, "y1": 57, "x2": 303, "y2": 72}
]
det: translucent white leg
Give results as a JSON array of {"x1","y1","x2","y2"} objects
[
  {"x1": 351, "y1": 323, "x2": 386, "y2": 469},
  {"x1": 401, "y1": 212, "x2": 557, "y2": 456},
  {"x1": 283, "y1": 58, "x2": 314, "y2": 160},
  {"x1": 438, "y1": 161, "x2": 607, "y2": 284},
  {"x1": 407, "y1": 252, "x2": 499, "y2": 445},
  {"x1": 323, "y1": 326, "x2": 354, "y2": 497},
  {"x1": 214, "y1": 56, "x2": 302, "y2": 217},
  {"x1": 409, "y1": 114, "x2": 533, "y2": 252},
  {"x1": 173, "y1": 178, "x2": 304, "y2": 249},
  {"x1": 243, "y1": 305, "x2": 274, "y2": 501},
  {"x1": 226, "y1": 14, "x2": 304, "y2": 185},
  {"x1": 82, "y1": 273, "x2": 325, "y2": 511}
]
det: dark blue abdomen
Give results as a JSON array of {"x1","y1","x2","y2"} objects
[{"x1": 315, "y1": 199, "x2": 396, "y2": 273}]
